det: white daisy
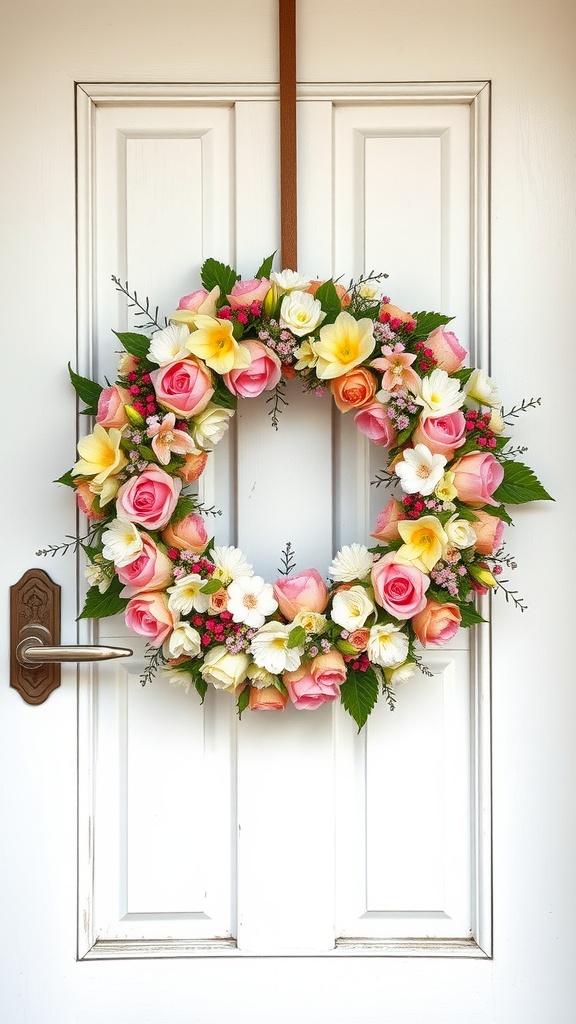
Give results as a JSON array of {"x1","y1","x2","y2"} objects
[
  {"x1": 101, "y1": 518, "x2": 143, "y2": 567},
  {"x1": 148, "y1": 322, "x2": 191, "y2": 366},
  {"x1": 328, "y1": 543, "x2": 373, "y2": 582},
  {"x1": 395, "y1": 443, "x2": 447, "y2": 496},
  {"x1": 270, "y1": 269, "x2": 311, "y2": 293},
  {"x1": 226, "y1": 575, "x2": 278, "y2": 629},
  {"x1": 249, "y1": 622, "x2": 303, "y2": 675},
  {"x1": 209, "y1": 546, "x2": 253, "y2": 586},
  {"x1": 415, "y1": 368, "x2": 464, "y2": 419},
  {"x1": 331, "y1": 585, "x2": 375, "y2": 632},
  {"x1": 167, "y1": 574, "x2": 211, "y2": 615},
  {"x1": 163, "y1": 623, "x2": 202, "y2": 660},
  {"x1": 367, "y1": 624, "x2": 410, "y2": 669}
]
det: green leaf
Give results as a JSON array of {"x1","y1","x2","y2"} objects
[
  {"x1": 410, "y1": 311, "x2": 454, "y2": 342},
  {"x1": 452, "y1": 367, "x2": 475, "y2": 385},
  {"x1": 255, "y1": 252, "x2": 276, "y2": 279},
  {"x1": 200, "y1": 258, "x2": 239, "y2": 298},
  {"x1": 137, "y1": 444, "x2": 156, "y2": 463},
  {"x1": 453, "y1": 505, "x2": 480, "y2": 522},
  {"x1": 314, "y1": 279, "x2": 342, "y2": 323},
  {"x1": 479, "y1": 503, "x2": 513, "y2": 526},
  {"x1": 337, "y1": 639, "x2": 360, "y2": 656},
  {"x1": 68, "y1": 363, "x2": 102, "y2": 413},
  {"x1": 287, "y1": 625, "x2": 306, "y2": 649},
  {"x1": 340, "y1": 667, "x2": 379, "y2": 732},
  {"x1": 200, "y1": 578, "x2": 224, "y2": 595},
  {"x1": 212, "y1": 376, "x2": 238, "y2": 411},
  {"x1": 194, "y1": 676, "x2": 208, "y2": 704},
  {"x1": 112, "y1": 330, "x2": 151, "y2": 359},
  {"x1": 54, "y1": 468, "x2": 77, "y2": 488},
  {"x1": 236, "y1": 685, "x2": 250, "y2": 719},
  {"x1": 459, "y1": 602, "x2": 488, "y2": 627},
  {"x1": 78, "y1": 580, "x2": 128, "y2": 620},
  {"x1": 493, "y1": 461, "x2": 553, "y2": 505},
  {"x1": 170, "y1": 494, "x2": 198, "y2": 525}
]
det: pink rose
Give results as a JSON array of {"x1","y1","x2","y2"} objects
[
  {"x1": 96, "y1": 385, "x2": 131, "y2": 429},
  {"x1": 354, "y1": 401, "x2": 398, "y2": 447},
  {"x1": 371, "y1": 552, "x2": 430, "y2": 619},
  {"x1": 116, "y1": 534, "x2": 173, "y2": 597},
  {"x1": 74, "y1": 479, "x2": 106, "y2": 521},
  {"x1": 425, "y1": 327, "x2": 467, "y2": 373},
  {"x1": 177, "y1": 289, "x2": 211, "y2": 312},
  {"x1": 162, "y1": 512, "x2": 208, "y2": 554},
  {"x1": 116, "y1": 466, "x2": 181, "y2": 530},
  {"x1": 284, "y1": 651, "x2": 346, "y2": 710},
  {"x1": 371, "y1": 498, "x2": 405, "y2": 542},
  {"x1": 471, "y1": 509, "x2": 505, "y2": 555},
  {"x1": 411, "y1": 411, "x2": 467, "y2": 461},
  {"x1": 150, "y1": 358, "x2": 214, "y2": 418},
  {"x1": 223, "y1": 340, "x2": 281, "y2": 398},
  {"x1": 273, "y1": 568, "x2": 328, "y2": 621},
  {"x1": 451, "y1": 452, "x2": 504, "y2": 506},
  {"x1": 248, "y1": 685, "x2": 288, "y2": 711},
  {"x1": 412, "y1": 599, "x2": 461, "y2": 647},
  {"x1": 125, "y1": 592, "x2": 175, "y2": 646},
  {"x1": 227, "y1": 278, "x2": 270, "y2": 309}
]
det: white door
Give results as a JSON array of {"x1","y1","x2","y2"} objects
[{"x1": 1, "y1": 3, "x2": 574, "y2": 1022}]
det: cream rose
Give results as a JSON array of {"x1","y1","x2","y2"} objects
[
  {"x1": 279, "y1": 290, "x2": 326, "y2": 337},
  {"x1": 200, "y1": 647, "x2": 250, "y2": 693}
]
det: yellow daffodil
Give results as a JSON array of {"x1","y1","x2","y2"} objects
[
  {"x1": 185, "y1": 315, "x2": 252, "y2": 375},
  {"x1": 397, "y1": 515, "x2": 449, "y2": 573},
  {"x1": 73, "y1": 424, "x2": 127, "y2": 485},
  {"x1": 314, "y1": 311, "x2": 376, "y2": 380}
]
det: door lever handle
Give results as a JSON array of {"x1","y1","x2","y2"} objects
[
  {"x1": 10, "y1": 568, "x2": 133, "y2": 705},
  {"x1": 16, "y1": 637, "x2": 133, "y2": 666}
]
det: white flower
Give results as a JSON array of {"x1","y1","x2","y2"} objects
[
  {"x1": 249, "y1": 622, "x2": 303, "y2": 675},
  {"x1": 395, "y1": 444, "x2": 447, "y2": 496},
  {"x1": 385, "y1": 661, "x2": 417, "y2": 686},
  {"x1": 148, "y1": 323, "x2": 191, "y2": 366},
  {"x1": 200, "y1": 646, "x2": 250, "y2": 693},
  {"x1": 270, "y1": 269, "x2": 311, "y2": 293},
  {"x1": 279, "y1": 290, "x2": 326, "y2": 337},
  {"x1": 415, "y1": 368, "x2": 464, "y2": 419},
  {"x1": 445, "y1": 515, "x2": 477, "y2": 550},
  {"x1": 367, "y1": 624, "x2": 410, "y2": 668},
  {"x1": 292, "y1": 610, "x2": 327, "y2": 634},
  {"x1": 464, "y1": 368, "x2": 502, "y2": 408},
  {"x1": 488, "y1": 408, "x2": 505, "y2": 434},
  {"x1": 210, "y1": 545, "x2": 253, "y2": 586},
  {"x1": 85, "y1": 560, "x2": 113, "y2": 594},
  {"x1": 163, "y1": 667, "x2": 194, "y2": 694},
  {"x1": 331, "y1": 585, "x2": 375, "y2": 632},
  {"x1": 163, "y1": 622, "x2": 202, "y2": 660},
  {"x1": 226, "y1": 575, "x2": 278, "y2": 628},
  {"x1": 101, "y1": 518, "x2": 143, "y2": 567},
  {"x1": 192, "y1": 403, "x2": 235, "y2": 449},
  {"x1": 246, "y1": 663, "x2": 280, "y2": 689},
  {"x1": 167, "y1": 574, "x2": 211, "y2": 615},
  {"x1": 358, "y1": 283, "x2": 378, "y2": 299},
  {"x1": 328, "y1": 543, "x2": 373, "y2": 582}
]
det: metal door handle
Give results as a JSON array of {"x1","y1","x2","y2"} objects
[{"x1": 16, "y1": 637, "x2": 133, "y2": 666}]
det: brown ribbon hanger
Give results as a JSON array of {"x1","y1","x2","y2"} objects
[{"x1": 279, "y1": 0, "x2": 297, "y2": 271}]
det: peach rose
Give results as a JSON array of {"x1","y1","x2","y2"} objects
[
  {"x1": 74, "y1": 479, "x2": 106, "y2": 521},
  {"x1": 273, "y1": 569, "x2": 328, "y2": 621},
  {"x1": 248, "y1": 685, "x2": 288, "y2": 711},
  {"x1": 379, "y1": 303, "x2": 413, "y2": 323},
  {"x1": 371, "y1": 498, "x2": 405, "y2": 542},
  {"x1": 284, "y1": 651, "x2": 346, "y2": 710},
  {"x1": 425, "y1": 327, "x2": 467, "y2": 373},
  {"x1": 451, "y1": 452, "x2": 504, "y2": 506},
  {"x1": 96, "y1": 385, "x2": 131, "y2": 429},
  {"x1": 227, "y1": 278, "x2": 270, "y2": 309},
  {"x1": 411, "y1": 411, "x2": 467, "y2": 461},
  {"x1": 162, "y1": 512, "x2": 208, "y2": 553},
  {"x1": 116, "y1": 466, "x2": 181, "y2": 530},
  {"x1": 150, "y1": 358, "x2": 214, "y2": 418},
  {"x1": 371, "y1": 552, "x2": 430, "y2": 619},
  {"x1": 471, "y1": 509, "x2": 505, "y2": 555},
  {"x1": 223, "y1": 340, "x2": 281, "y2": 398},
  {"x1": 125, "y1": 592, "x2": 175, "y2": 646},
  {"x1": 116, "y1": 534, "x2": 173, "y2": 597},
  {"x1": 412, "y1": 599, "x2": 461, "y2": 647},
  {"x1": 354, "y1": 401, "x2": 398, "y2": 447},
  {"x1": 347, "y1": 628, "x2": 371, "y2": 652},
  {"x1": 307, "y1": 280, "x2": 351, "y2": 307},
  {"x1": 177, "y1": 451, "x2": 209, "y2": 483},
  {"x1": 331, "y1": 366, "x2": 378, "y2": 413}
]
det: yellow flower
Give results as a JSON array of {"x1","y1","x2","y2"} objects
[
  {"x1": 293, "y1": 339, "x2": 318, "y2": 371},
  {"x1": 435, "y1": 470, "x2": 457, "y2": 503},
  {"x1": 397, "y1": 515, "x2": 448, "y2": 573},
  {"x1": 73, "y1": 424, "x2": 127, "y2": 485},
  {"x1": 185, "y1": 315, "x2": 252, "y2": 374},
  {"x1": 314, "y1": 311, "x2": 376, "y2": 380},
  {"x1": 468, "y1": 563, "x2": 498, "y2": 589}
]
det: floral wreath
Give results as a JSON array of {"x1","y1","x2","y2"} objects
[{"x1": 44, "y1": 255, "x2": 552, "y2": 729}]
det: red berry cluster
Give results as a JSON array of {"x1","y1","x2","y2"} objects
[
  {"x1": 401, "y1": 493, "x2": 426, "y2": 519},
  {"x1": 123, "y1": 358, "x2": 158, "y2": 419},
  {"x1": 413, "y1": 341, "x2": 438, "y2": 374},
  {"x1": 216, "y1": 300, "x2": 263, "y2": 328},
  {"x1": 464, "y1": 409, "x2": 497, "y2": 449},
  {"x1": 343, "y1": 652, "x2": 371, "y2": 672}
]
